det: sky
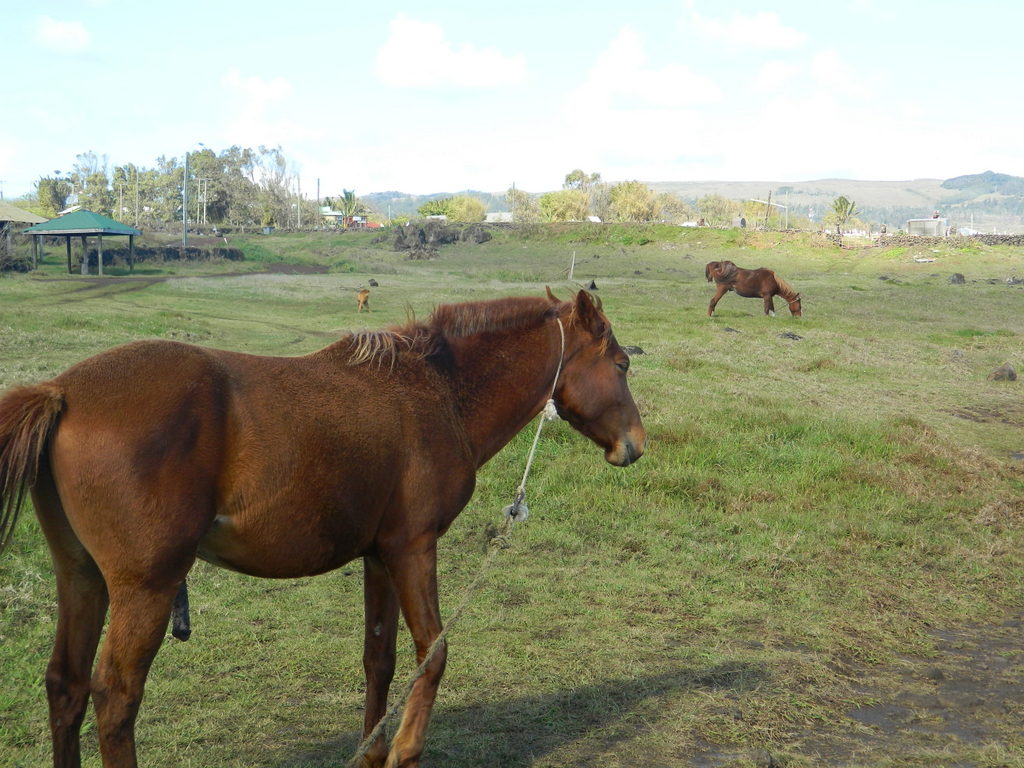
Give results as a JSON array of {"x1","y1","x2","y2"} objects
[{"x1": 1, "y1": 0, "x2": 1021, "y2": 200}]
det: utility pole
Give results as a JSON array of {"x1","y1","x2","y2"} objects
[
  {"x1": 182, "y1": 143, "x2": 204, "y2": 247},
  {"x1": 195, "y1": 178, "x2": 211, "y2": 226},
  {"x1": 182, "y1": 152, "x2": 188, "y2": 247}
]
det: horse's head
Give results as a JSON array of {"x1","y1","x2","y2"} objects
[
  {"x1": 550, "y1": 289, "x2": 646, "y2": 467},
  {"x1": 788, "y1": 294, "x2": 802, "y2": 317},
  {"x1": 705, "y1": 262, "x2": 717, "y2": 282}
]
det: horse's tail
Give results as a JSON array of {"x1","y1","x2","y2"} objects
[{"x1": 0, "y1": 383, "x2": 64, "y2": 554}]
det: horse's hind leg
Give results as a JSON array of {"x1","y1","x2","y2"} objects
[
  {"x1": 91, "y1": 579, "x2": 183, "y2": 767},
  {"x1": 33, "y1": 464, "x2": 109, "y2": 768}
]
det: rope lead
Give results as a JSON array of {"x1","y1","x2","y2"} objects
[{"x1": 345, "y1": 317, "x2": 566, "y2": 768}]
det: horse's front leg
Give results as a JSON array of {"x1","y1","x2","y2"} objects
[
  {"x1": 764, "y1": 295, "x2": 776, "y2": 316},
  {"x1": 381, "y1": 536, "x2": 446, "y2": 768},
  {"x1": 708, "y1": 284, "x2": 729, "y2": 316},
  {"x1": 359, "y1": 554, "x2": 400, "y2": 768}
]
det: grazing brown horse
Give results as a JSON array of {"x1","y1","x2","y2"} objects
[
  {"x1": 357, "y1": 288, "x2": 370, "y2": 312},
  {"x1": 0, "y1": 289, "x2": 644, "y2": 768},
  {"x1": 705, "y1": 260, "x2": 802, "y2": 317}
]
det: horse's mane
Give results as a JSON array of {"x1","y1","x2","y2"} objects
[
  {"x1": 774, "y1": 275, "x2": 800, "y2": 302},
  {"x1": 345, "y1": 296, "x2": 558, "y2": 367},
  {"x1": 708, "y1": 260, "x2": 738, "y2": 284}
]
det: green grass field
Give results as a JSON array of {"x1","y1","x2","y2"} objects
[{"x1": 1, "y1": 225, "x2": 1022, "y2": 767}]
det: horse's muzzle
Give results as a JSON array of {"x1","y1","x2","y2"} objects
[{"x1": 606, "y1": 436, "x2": 646, "y2": 467}]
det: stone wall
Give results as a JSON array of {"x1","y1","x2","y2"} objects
[{"x1": 876, "y1": 234, "x2": 1024, "y2": 247}]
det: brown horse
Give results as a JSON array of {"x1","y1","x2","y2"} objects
[
  {"x1": 705, "y1": 260, "x2": 802, "y2": 317},
  {"x1": 357, "y1": 288, "x2": 370, "y2": 312},
  {"x1": 0, "y1": 289, "x2": 645, "y2": 768}
]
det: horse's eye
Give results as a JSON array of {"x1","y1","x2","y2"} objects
[{"x1": 616, "y1": 359, "x2": 630, "y2": 373}]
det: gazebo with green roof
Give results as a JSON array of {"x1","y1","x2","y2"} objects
[{"x1": 23, "y1": 209, "x2": 141, "y2": 275}]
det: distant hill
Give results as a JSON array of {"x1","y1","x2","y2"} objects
[
  {"x1": 361, "y1": 173, "x2": 1024, "y2": 233},
  {"x1": 941, "y1": 171, "x2": 1024, "y2": 197},
  {"x1": 647, "y1": 174, "x2": 1024, "y2": 233}
]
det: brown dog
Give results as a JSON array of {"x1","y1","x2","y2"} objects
[{"x1": 356, "y1": 288, "x2": 370, "y2": 312}]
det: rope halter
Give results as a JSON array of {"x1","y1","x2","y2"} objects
[{"x1": 502, "y1": 316, "x2": 566, "y2": 524}]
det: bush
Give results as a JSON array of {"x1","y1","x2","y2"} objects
[{"x1": 0, "y1": 251, "x2": 34, "y2": 273}]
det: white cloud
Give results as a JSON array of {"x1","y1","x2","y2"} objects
[
  {"x1": 222, "y1": 68, "x2": 292, "y2": 107},
  {"x1": 220, "y1": 69, "x2": 319, "y2": 151},
  {"x1": 810, "y1": 49, "x2": 871, "y2": 98},
  {"x1": 753, "y1": 60, "x2": 800, "y2": 92},
  {"x1": 374, "y1": 14, "x2": 527, "y2": 88},
  {"x1": 690, "y1": 10, "x2": 805, "y2": 50},
  {"x1": 565, "y1": 26, "x2": 721, "y2": 115},
  {"x1": 555, "y1": 27, "x2": 727, "y2": 184},
  {"x1": 0, "y1": 141, "x2": 16, "y2": 177},
  {"x1": 34, "y1": 17, "x2": 91, "y2": 54}
]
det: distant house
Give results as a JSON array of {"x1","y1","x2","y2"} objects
[
  {"x1": 0, "y1": 201, "x2": 47, "y2": 262},
  {"x1": 320, "y1": 208, "x2": 381, "y2": 228},
  {"x1": 320, "y1": 207, "x2": 346, "y2": 226},
  {"x1": 907, "y1": 218, "x2": 947, "y2": 236}
]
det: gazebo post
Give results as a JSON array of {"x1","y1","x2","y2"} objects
[
  {"x1": 129, "y1": 234, "x2": 135, "y2": 272},
  {"x1": 65, "y1": 237, "x2": 72, "y2": 274},
  {"x1": 98, "y1": 235, "x2": 104, "y2": 276},
  {"x1": 81, "y1": 235, "x2": 88, "y2": 275}
]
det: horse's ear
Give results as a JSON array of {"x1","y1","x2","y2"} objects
[
  {"x1": 545, "y1": 286, "x2": 560, "y2": 304},
  {"x1": 574, "y1": 290, "x2": 607, "y2": 335}
]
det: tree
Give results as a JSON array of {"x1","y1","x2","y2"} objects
[
  {"x1": 325, "y1": 189, "x2": 370, "y2": 226},
  {"x1": 564, "y1": 169, "x2": 602, "y2": 192},
  {"x1": 538, "y1": 189, "x2": 589, "y2": 222},
  {"x1": 655, "y1": 192, "x2": 696, "y2": 225},
  {"x1": 828, "y1": 196, "x2": 858, "y2": 235},
  {"x1": 251, "y1": 146, "x2": 295, "y2": 228},
  {"x1": 72, "y1": 151, "x2": 113, "y2": 215},
  {"x1": 697, "y1": 194, "x2": 740, "y2": 227},
  {"x1": 447, "y1": 195, "x2": 487, "y2": 223},
  {"x1": 184, "y1": 148, "x2": 228, "y2": 226},
  {"x1": 35, "y1": 176, "x2": 73, "y2": 217},
  {"x1": 505, "y1": 187, "x2": 540, "y2": 223},
  {"x1": 27, "y1": 143, "x2": 327, "y2": 230},
  {"x1": 609, "y1": 181, "x2": 657, "y2": 223},
  {"x1": 564, "y1": 169, "x2": 610, "y2": 221},
  {"x1": 220, "y1": 146, "x2": 260, "y2": 227},
  {"x1": 418, "y1": 197, "x2": 454, "y2": 218}
]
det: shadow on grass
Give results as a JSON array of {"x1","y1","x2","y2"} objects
[{"x1": 268, "y1": 661, "x2": 767, "y2": 768}]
